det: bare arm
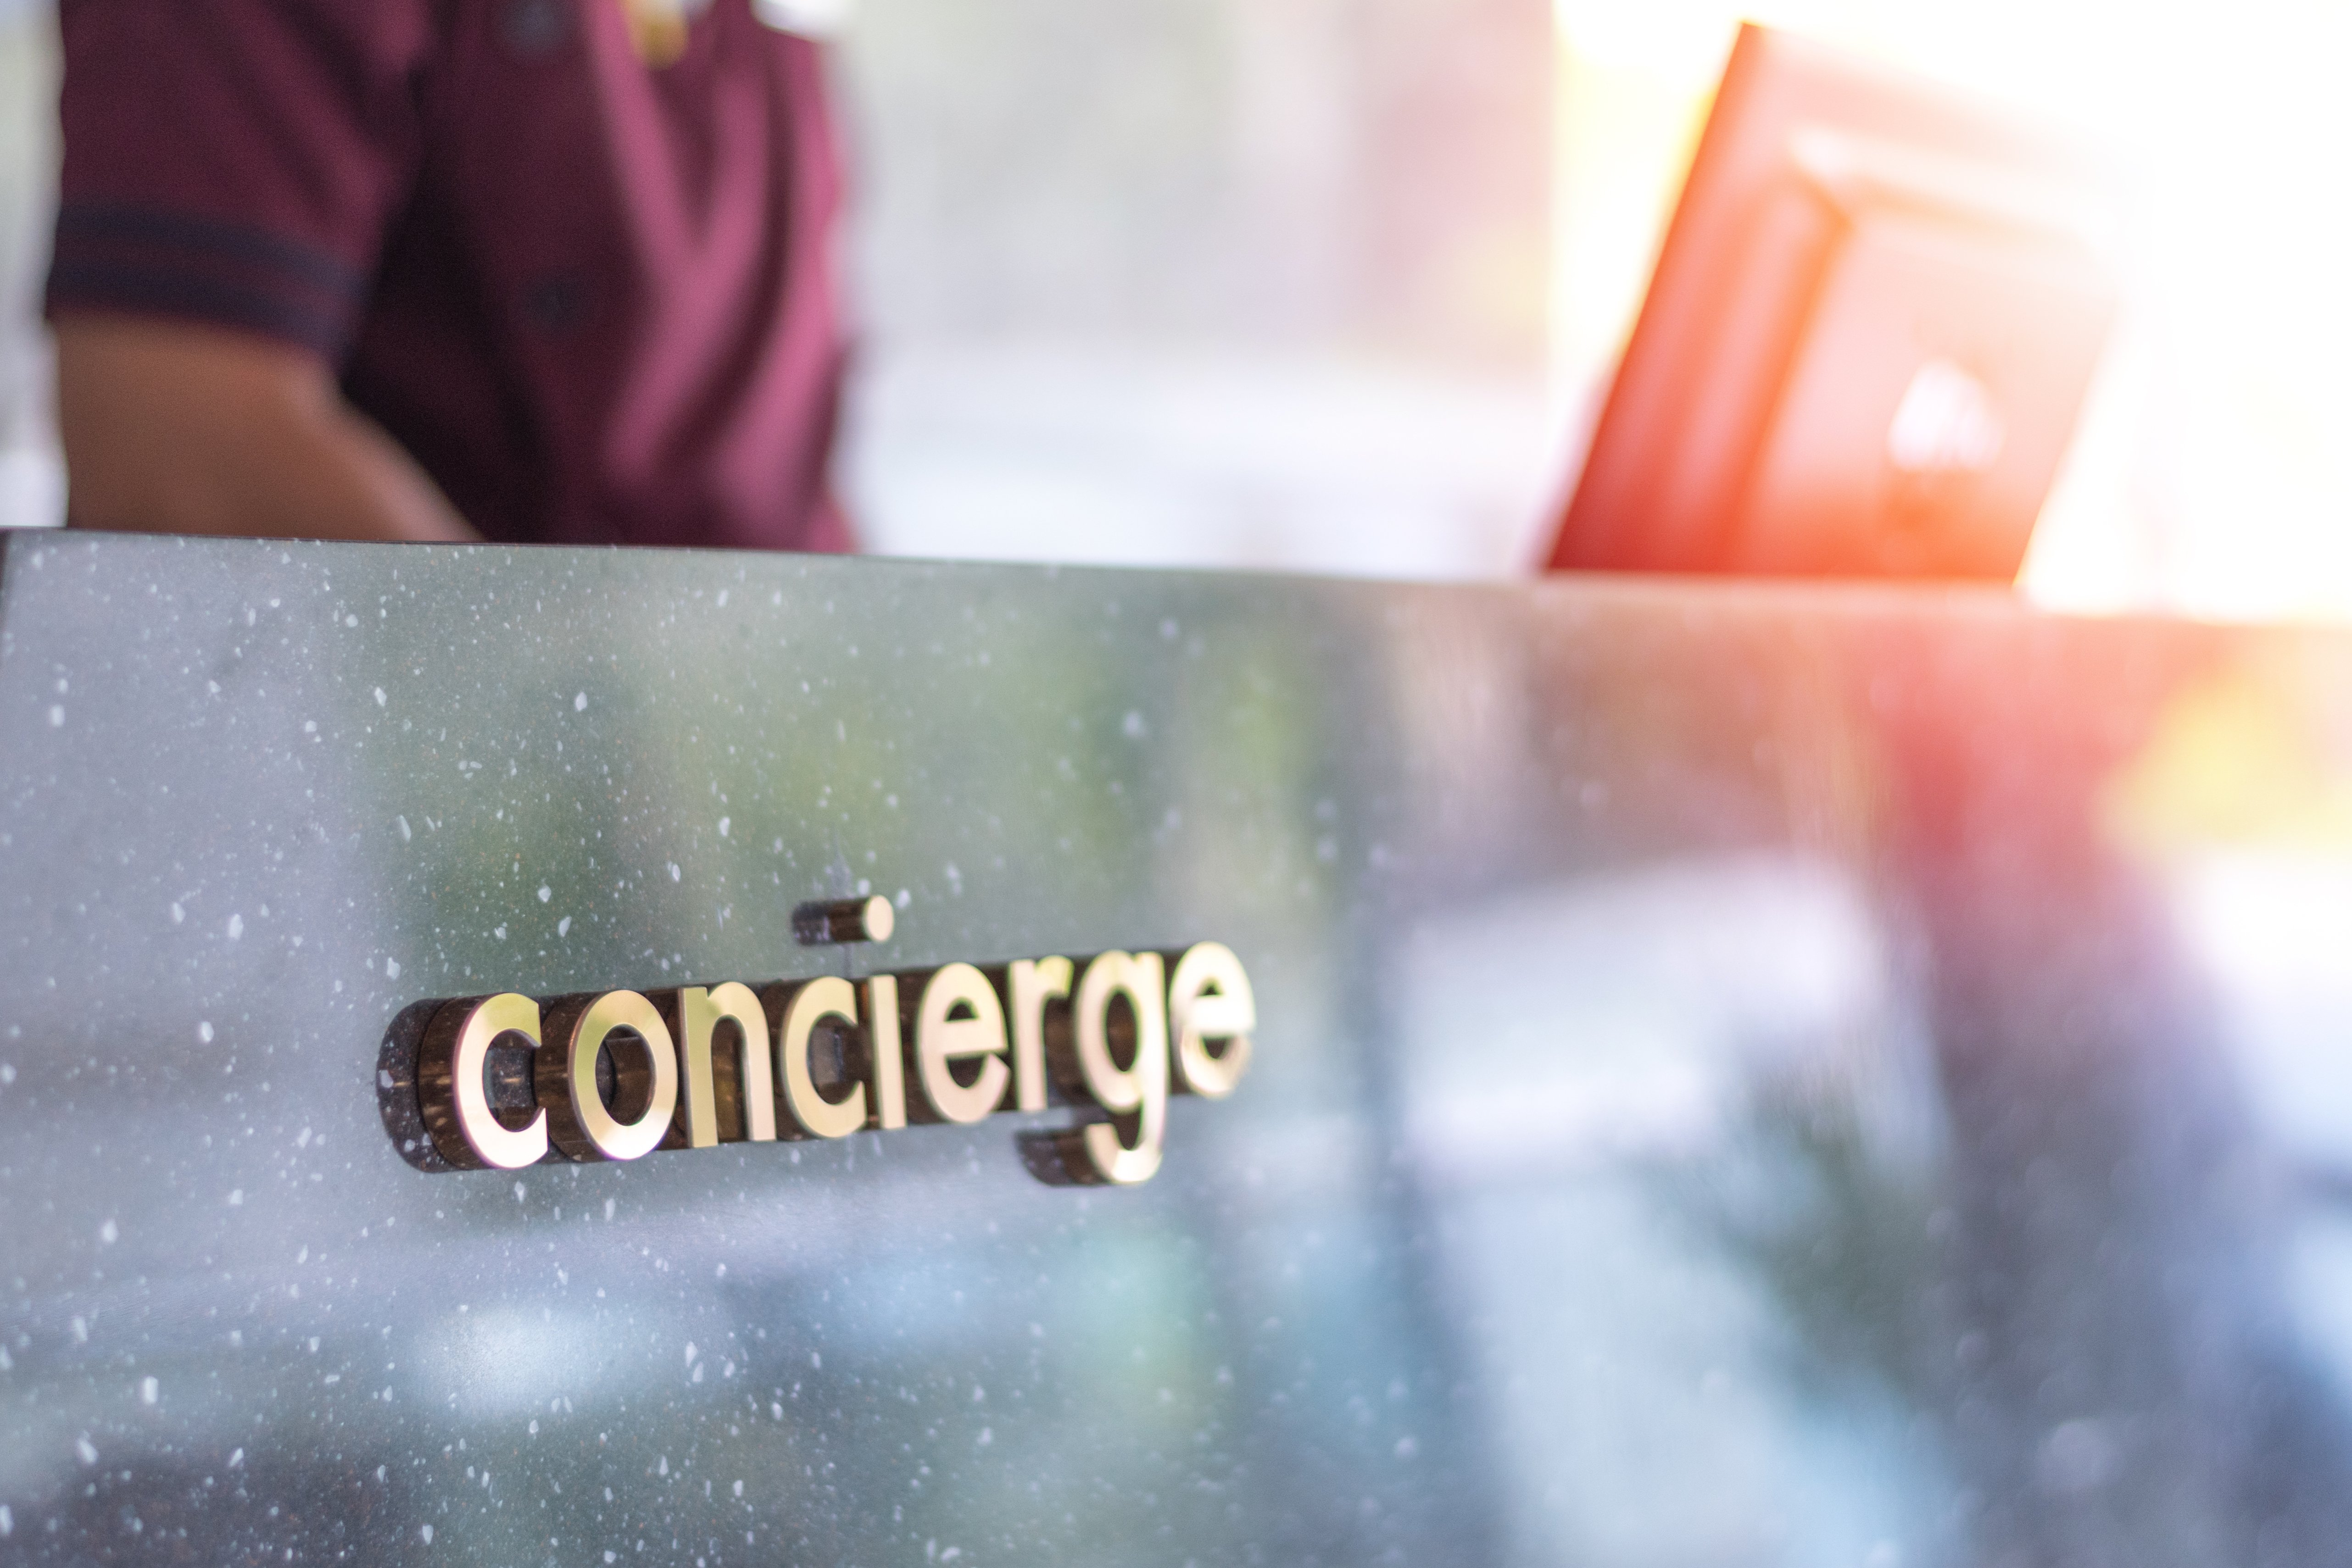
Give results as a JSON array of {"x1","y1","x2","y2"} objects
[{"x1": 54, "y1": 312, "x2": 478, "y2": 543}]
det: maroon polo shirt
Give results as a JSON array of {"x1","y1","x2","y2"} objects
[{"x1": 48, "y1": 0, "x2": 853, "y2": 551}]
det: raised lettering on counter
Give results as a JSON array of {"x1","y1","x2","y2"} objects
[{"x1": 401, "y1": 937, "x2": 1254, "y2": 1187}]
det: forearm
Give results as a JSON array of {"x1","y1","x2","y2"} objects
[{"x1": 55, "y1": 313, "x2": 477, "y2": 544}]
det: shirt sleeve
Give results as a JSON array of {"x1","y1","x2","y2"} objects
[{"x1": 46, "y1": 0, "x2": 436, "y2": 361}]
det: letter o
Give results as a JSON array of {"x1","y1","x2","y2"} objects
[{"x1": 540, "y1": 990, "x2": 679, "y2": 1162}]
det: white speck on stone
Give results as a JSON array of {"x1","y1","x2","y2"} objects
[
  {"x1": 386, "y1": 957, "x2": 401, "y2": 979},
  {"x1": 47, "y1": 705, "x2": 62, "y2": 727},
  {"x1": 74, "y1": 1435, "x2": 97, "y2": 1466},
  {"x1": 228, "y1": 1189, "x2": 243, "y2": 1206},
  {"x1": 574, "y1": 692, "x2": 588, "y2": 712},
  {"x1": 603, "y1": 1197, "x2": 615, "y2": 1220},
  {"x1": 297, "y1": 1127, "x2": 312, "y2": 1149},
  {"x1": 537, "y1": 885, "x2": 552, "y2": 902},
  {"x1": 198, "y1": 1021, "x2": 214, "y2": 1044},
  {"x1": 514, "y1": 1181, "x2": 527, "y2": 1201},
  {"x1": 229, "y1": 1447, "x2": 243, "y2": 1468},
  {"x1": 396, "y1": 815, "x2": 412, "y2": 843},
  {"x1": 420, "y1": 1523, "x2": 433, "y2": 1544},
  {"x1": 557, "y1": 917, "x2": 572, "y2": 937},
  {"x1": 1, "y1": 1503, "x2": 12, "y2": 1536},
  {"x1": 140, "y1": 1376, "x2": 158, "y2": 1406},
  {"x1": 668, "y1": 863, "x2": 681, "y2": 882},
  {"x1": 99, "y1": 1218, "x2": 118, "y2": 1245},
  {"x1": 302, "y1": 720, "x2": 317, "y2": 734},
  {"x1": 374, "y1": 687, "x2": 387, "y2": 706},
  {"x1": 227, "y1": 913, "x2": 243, "y2": 940},
  {"x1": 529, "y1": 1419, "x2": 538, "y2": 1435},
  {"x1": 1122, "y1": 711, "x2": 1146, "y2": 739},
  {"x1": 170, "y1": 902, "x2": 185, "y2": 923},
  {"x1": 346, "y1": 614, "x2": 360, "y2": 628},
  {"x1": 493, "y1": 925, "x2": 507, "y2": 940},
  {"x1": 0, "y1": 1065, "x2": 13, "y2": 1085},
  {"x1": 70, "y1": 1316, "x2": 86, "y2": 1343},
  {"x1": 685, "y1": 1342, "x2": 698, "y2": 1365},
  {"x1": 718, "y1": 817, "x2": 729, "y2": 838}
]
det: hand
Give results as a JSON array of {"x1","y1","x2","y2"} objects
[{"x1": 54, "y1": 312, "x2": 478, "y2": 544}]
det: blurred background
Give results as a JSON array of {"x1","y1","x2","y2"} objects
[{"x1": 1, "y1": 0, "x2": 2348, "y2": 615}]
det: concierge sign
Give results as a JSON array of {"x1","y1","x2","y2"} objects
[{"x1": 394, "y1": 927, "x2": 1254, "y2": 1187}]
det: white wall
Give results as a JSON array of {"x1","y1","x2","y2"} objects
[{"x1": 834, "y1": 0, "x2": 1564, "y2": 578}]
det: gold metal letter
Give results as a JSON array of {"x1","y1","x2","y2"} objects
[
  {"x1": 863, "y1": 974, "x2": 907, "y2": 1131},
  {"x1": 914, "y1": 962, "x2": 1010, "y2": 1125},
  {"x1": 1063, "y1": 951, "x2": 1169, "y2": 1184},
  {"x1": 773, "y1": 977, "x2": 868, "y2": 1139},
  {"x1": 538, "y1": 990, "x2": 680, "y2": 1162},
  {"x1": 1005, "y1": 956, "x2": 1071, "y2": 1113},
  {"x1": 419, "y1": 993, "x2": 548, "y2": 1170},
  {"x1": 1167, "y1": 942, "x2": 1254, "y2": 1099},
  {"x1": 666, "y1": 983, "x2": 775, "y2": 1147}
]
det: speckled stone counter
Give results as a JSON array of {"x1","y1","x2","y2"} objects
[{"x1": 3, "y1": 531, "x2": 2351, "y2": 1565}]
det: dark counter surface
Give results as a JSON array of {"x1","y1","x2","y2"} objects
[{"x1": 3, "y1": 531, "x2": 2351, "y2": 1564}]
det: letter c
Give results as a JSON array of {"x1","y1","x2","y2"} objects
[
  {"x1": 774, "y1": 976, "x2": 869, "y2": 1139},
  {"x1": 418, "y1": 993, "x2": 549, "y2": 1170}
]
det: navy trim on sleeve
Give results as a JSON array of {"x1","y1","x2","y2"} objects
[
  {"x1": 47, "y1": 202, "x2": 368, "y2": 359},
  {"x1": 47, "y1": 260, "x2": 351, "y2": 358},
  {"x1": 56, "y1": 204, "x2": 368, "y2": 297}
]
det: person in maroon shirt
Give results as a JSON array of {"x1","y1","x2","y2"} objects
[{"x1": 46, "y1": 0, "x2": 853, "y2": 550}]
